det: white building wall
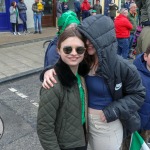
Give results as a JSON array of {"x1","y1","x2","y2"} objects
[{"x1": 24, "y1": 0, "x2": 35, "y2": 28}]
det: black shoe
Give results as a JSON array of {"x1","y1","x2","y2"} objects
[
  {"x1": 39, "y1": 31, "x2": 42, "y2": 34},
  {"x1": 34, "y1": 31, "x2": 38, "y2": 34}
]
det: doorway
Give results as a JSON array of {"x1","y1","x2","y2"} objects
[
  {"x1": 42, "y1": 0, "x2": 56, "y2": 27},
  {"x1": 0, "y1": 0, "x2": 10, "y2": 31}
]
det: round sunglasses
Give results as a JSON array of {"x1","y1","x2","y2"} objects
[{"x1": 63, "y1": 46, "x2": 86, "y2": 54}]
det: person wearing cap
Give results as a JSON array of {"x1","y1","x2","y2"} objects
[
  {"x1": 108, "y1": 0, "x2": 119, "y2": 21},
  {"x1": 44, "y1": 11, "x2": 80, "y2": 68},
  {"x1": 62, "y1": 1, "x2": 69, "y2": 13},
  {"x1": 91, "y1": 9, "x2": 97, "y2": 15},
  {"x1": 93, "y1": 0, "x2": 102, "y2": 14}
]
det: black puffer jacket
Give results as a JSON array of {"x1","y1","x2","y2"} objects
[{"x1": 77, "y1": 15, "x2": 145, "y2": 137}]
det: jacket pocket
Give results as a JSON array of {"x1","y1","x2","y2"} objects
[{"x1": 121, "y1": 111, "x2": 141, "y2": 138}]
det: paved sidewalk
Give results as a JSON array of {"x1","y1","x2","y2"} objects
[
  {"x1": 0, "y1": 27, "x2": 56, "y2": 83},
  {"x1": 0, "y1": 27, "x2": 56, "y2": 48}
]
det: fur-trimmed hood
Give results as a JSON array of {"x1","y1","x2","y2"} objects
[{"x1": 54, "y1": 58, "x2": 89, "y2": 88}]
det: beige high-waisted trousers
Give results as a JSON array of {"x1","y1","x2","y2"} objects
[{"x1": 87, "y1": 113, "x2": 123, "y2": 150}]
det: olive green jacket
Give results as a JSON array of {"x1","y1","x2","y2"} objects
[
  {"x1": 109, "y1": 3, "x2": 118, "y2": 17},
  {"x1": 128, "y1": 12, "x2": 138, "y2": 34},
  {"x1": 135, "y1": 0, "x2": 150, "y2": 23},
  {"x1": 37, "y1": 59, "x2": 88, "y2": 150}
]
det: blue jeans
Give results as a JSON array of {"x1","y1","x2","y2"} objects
[
  {"x1": 117, "y1": 38, "x2": 129, "y2": 59},
  {"x1": 19, "y1": 13, "x2": 27, "y2": 31},
  {"x1": 82, "y1": 10, "x2": 90, "y2": 20},
  {"x1": 128, "y1": 34, "x2": 134, "y2": 50},
  {"x1": 33, "y1": 13, "x2": 42, "y2": 32}
]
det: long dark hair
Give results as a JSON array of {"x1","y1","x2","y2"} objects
[{"x1": 84, "y1": 51, "x2": 98, "y2": 71}]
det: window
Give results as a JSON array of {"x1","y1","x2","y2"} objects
[
  {"x1": 43, "y1": 0, "x2": 53, "y2": 15},
  {"x1": 0, "y1": 0, "x2": 6, "y2": 13}
]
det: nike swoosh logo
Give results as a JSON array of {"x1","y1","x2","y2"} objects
[{"x1": 115, "y1": 83, "x2": 122, "y2": 91}]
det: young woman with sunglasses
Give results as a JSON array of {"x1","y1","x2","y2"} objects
[
  {"x1": 40, "y1": 15, "x2": 145, "y2": 150},
  {"x1": 37, "y1": 28, "x2": 88, "y2": 150}
]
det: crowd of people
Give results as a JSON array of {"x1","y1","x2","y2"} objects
[
  {"x1": 9, "y1": 0, "x2": 44, "y2": 35},
  {"x1": 56, "y1": 0, "x2": 103, "y2": 21},
  {"x1": 36, "y1": 0, "x2": 150, "y2": 150},
  {"x1": 9, "y1": 0, "x2": 150, "y2": 149}
]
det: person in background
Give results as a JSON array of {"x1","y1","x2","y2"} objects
[
  {"x1": 133, "y1": 44, "x2": 150, "y2": 144},
  {"x1": 93, "y1": 0, "x2": 102, "y2": 14},
  {"x1": 123, "y1": 0, "x2": 131, "y2": 11},
  {"x1": 41, "y1": 15, "x2": 145, "y2": 150},
  {"x1": 56, "y1": 0, "x2": 62, "y2": 19},
  {"x1": 81, "y1": 0, "x2": 91, "y2": 20},
  {"x1": 44, "y1": 11, "x2": 80, "y2": 67},
  {"x1": 62, "y1": 1, "x2": 69, "y2": 13},
  {"x1": 108, "y1": 0, "x2": 118, "y2": 21},
  {"x1": 91, "y1": 9, "x2": 97, "y2": 15},
  {"x1": 134, "y1": 0, "x2": 150, "y2": 55},
  {"x1": 114, "y1": 8, "x2": 133, "y2": 59},
  {"x1": 136, "y1": 26, "x2": 150, "y2": 55},
  {"x1": 37, "y1": 0, "x2": 44, "y2": 11},
  {"x1": 37, "y1": 0, "x2": 45, "y2": 17},
  {"x1": 135, "y1": 0, "x2": 150, "y2": 26},
  {"x1": 128, "y1": 2, "x2": 138, "y2": 59},
  {"x1": 17, "y1": 0, "x2": 29, "y2": 34},
  {"x1": 9, "y1": 1, "x2": 21, "y2": 35},
  {"x1": 37, "y1": 28, "x2": 88, "y2": 150},
  {"x1": 74, "y1": 0, "x2": 81, "y2": 20},
  {"x1": 32, "y1": 0, "x2": 44, "y2": 34}
]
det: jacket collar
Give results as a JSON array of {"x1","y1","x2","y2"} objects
[{"x1": 54, "y1": 59, "x2": 89, "y2": 88}]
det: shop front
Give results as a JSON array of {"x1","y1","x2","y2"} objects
[
  {"x1": 0, "y1": 0, "x2": 57, "y2": 32},
  {"x1": 0, "y1": 0, "x2": 10, "y2": 31},
  {"x1": 42, "y1": 0, "x2": 56, "y2": 27},
  {"x1": 0, "y1": 0, "x2": 121, "y2": 32}
]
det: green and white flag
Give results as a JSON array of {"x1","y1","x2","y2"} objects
[{"x1": 130, "y1": 131, "x2": 150, "y2": 150}]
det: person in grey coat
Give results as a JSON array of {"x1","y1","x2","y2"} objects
[
  {"x1": 9, "y1": 1, "x2": 21, "y2": 35},
  {"x1": 17, "y1": 0, "x2": 29, "y2": 34},
  {"x1": 57, "y1": 0, "x2": 62, "y2": 18}
]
